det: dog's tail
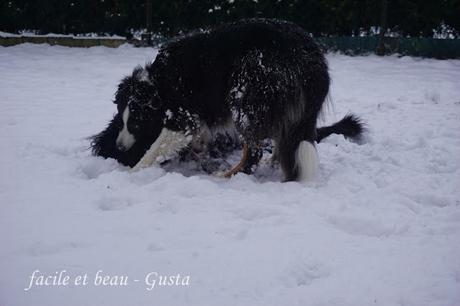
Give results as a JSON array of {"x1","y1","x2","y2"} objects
[{"x1": 316, "y1": 114, "x2": 365, "y2": 143}]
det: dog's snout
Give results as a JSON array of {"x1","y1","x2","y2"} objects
[{"x1": 116, "y1": 142, "x2": 126, "y2": 152}]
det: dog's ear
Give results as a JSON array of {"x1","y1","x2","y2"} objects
[
  {"x1": 132, "y1": 67, "x2": 164, "y2": 110},
  {"x1": 113, "y1": 66, "x2": 163, "y2": 112}
]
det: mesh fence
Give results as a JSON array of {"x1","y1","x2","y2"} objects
[{"x1": 316, "y1": 37, "x2": 460, "y2": 59}]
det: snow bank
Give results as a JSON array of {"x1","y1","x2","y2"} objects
[{"x1": 0, "y1": 44, "x2": 459, "y2": 306}]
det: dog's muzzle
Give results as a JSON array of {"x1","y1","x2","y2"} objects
[
  {"x1": 116, "y1": 130, "x2": 135, "y2": 152},
  {"x1": 116, "y1": 143, "x2": 127, "y2": 152}
]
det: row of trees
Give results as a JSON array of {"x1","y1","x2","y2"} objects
[{"x1": 1, "y1": 0, "x2": 459, "y2": 38}]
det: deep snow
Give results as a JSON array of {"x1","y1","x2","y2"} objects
[{"x1": 0, "y1": 43, "x2": 459, "y2": 306}]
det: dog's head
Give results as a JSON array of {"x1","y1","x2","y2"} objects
[{"x1": 113, "y1": 66, "x2": 164, "y2": 152}]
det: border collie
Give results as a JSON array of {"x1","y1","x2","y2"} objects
[{"x1": 91, "y1": 18, "x2": 363, "y2": 182}]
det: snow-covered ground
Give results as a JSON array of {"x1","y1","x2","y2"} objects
[{"x1": 1, "y1": 43, "x2": 459, "y2": 306}]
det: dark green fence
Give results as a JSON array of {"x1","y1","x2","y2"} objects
[{"x1": 317, "y1": 37, "x2": 460, "y2": 59}]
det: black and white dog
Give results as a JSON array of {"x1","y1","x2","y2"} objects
[{"x1": 91, "y1": 19, "x2": 363, "y2": 182}]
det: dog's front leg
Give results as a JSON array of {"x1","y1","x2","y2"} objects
[{"x1": 132, "y1": 128, "x2": 193, "y2": 171}]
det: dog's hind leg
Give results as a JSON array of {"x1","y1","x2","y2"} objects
[
  {"x1": 278, "y1": 122, "x2": 318, "y2": 182},
  {"x1": 224, "y1": 143, "x2": 249, "y2": 177},
  {"x1": 293, "y1": 140, "x2": 318, "y2": 181},
  {"x1": 241, "y1": 143, "x2": 263, "y2": 174},
  {"x1": 132, "y1": 128, "x2": 193, "y2": 171},
  {"x1": 224, "y1": 142, "x2": 263, "y2": 177}
]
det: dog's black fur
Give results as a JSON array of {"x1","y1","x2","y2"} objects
[{"x1": 91, "y1": 18, "x2": 364, "y2": 180}]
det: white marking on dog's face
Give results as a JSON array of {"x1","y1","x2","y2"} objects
[{"x1": 116, "y1": 106, "x2": 136, "y2": 151}]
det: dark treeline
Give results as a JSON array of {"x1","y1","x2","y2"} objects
[{"x1": 1, "y1": 0, "x2": 459, "y2": 38}]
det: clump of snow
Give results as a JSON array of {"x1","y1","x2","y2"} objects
[
  {"x1": 0, "y1": 44, "x2": 459, "y2": 306},
  {"x1": 165, "y1": 109, "x2": 173, "y2": 120}
]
